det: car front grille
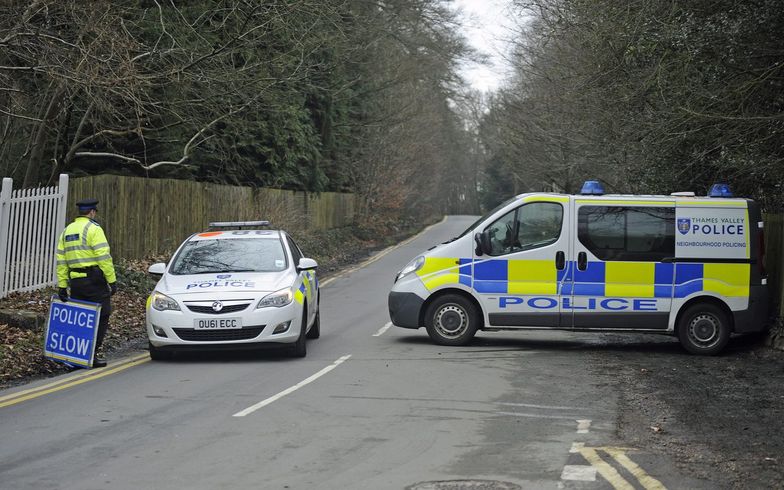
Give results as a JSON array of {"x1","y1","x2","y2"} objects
[
  {"x1": 185, "y1": 304, "x2": 250, "y2": 314},
  {"x1": 173, "y1": 326, "x2": 266, "y2": 342}
]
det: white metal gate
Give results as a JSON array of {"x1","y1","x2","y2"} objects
[{"x1": 0, "y1": 174, "x2": 69, "y2": 298}]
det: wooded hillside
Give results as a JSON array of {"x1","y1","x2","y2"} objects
[{"x1": 0, "y1": 0, "x2": 478, "y2": 223}]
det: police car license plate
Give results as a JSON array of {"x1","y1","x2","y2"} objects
[{"x1": 194, "y1": 318, "x2": 242, "y2": 329}]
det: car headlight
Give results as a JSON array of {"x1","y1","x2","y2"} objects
[
  {"x1": 151, "y1": 291, "x2": 180, "y2": 311},
  {"x1": 257, "y1": 288, "x2": 293, "y2": 308},
  {"x1": 396, "y1": 256, "x2": 425, "y2": 282}
]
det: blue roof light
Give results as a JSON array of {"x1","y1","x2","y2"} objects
[
  {"x1": 708, "y1": 183, "x2": 733, "y2": 198},
  {"x1": 580, "y1": 180, "x2": 605, "y2": 195}
]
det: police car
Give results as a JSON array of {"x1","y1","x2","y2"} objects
[
  {"x1": 146, "y1": 221, "x2": 320, "y2": 360},
  {"x1": 388, "y1": 182, "x2": 768, "y2": 355}
]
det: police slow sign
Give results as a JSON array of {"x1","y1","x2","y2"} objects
[{"x1": 44, "y1": 296, "x2": 100, "y2": 368}]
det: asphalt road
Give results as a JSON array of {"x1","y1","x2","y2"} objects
[{"x1": 0, "y1": 216, "x2": 719, "y2": 489}]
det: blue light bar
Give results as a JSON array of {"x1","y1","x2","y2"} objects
[
  {"x1": 580, "y1": 180, "x2": 605, "y2": 195},
  {"x1": 708, "y1": 183, "x2": 733, "y2": 198}
]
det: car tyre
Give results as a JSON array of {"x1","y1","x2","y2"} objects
[
  {"x1": 424, "y1": 294, "x2": 479, "y2": 346},
  {"x1": 306, "y1": 310, "x2": 320, "y2": 339},
  {"x1": 291, "y1": 307, "x2": 308, "y2": 358},
  {"x1": 677, "y1": 303, "x2": 731, "y2": 355},
  {"x1": 149, "y1": 341, "x2": 173, "y2": 361}
]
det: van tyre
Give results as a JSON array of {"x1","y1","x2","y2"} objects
[
  {"x1": 425, "y1": 294, "x2": 479, "y2": 346},
  {"x1": 678, "y1": 303, "x2": 731, "y2": 355},
  {"x1": 306, "y1": 310, "x2": 320, "y2": 339},
  {"x1": 148, "y1": 342, "x2": 173, "y2": 361},
  {"x1": 291, "y1": 307, "x2": 308, "y2": 358}
]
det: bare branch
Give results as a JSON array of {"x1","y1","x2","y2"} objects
[{"x1": 0, "y1": 107, "x2": 43, "y2": 122}]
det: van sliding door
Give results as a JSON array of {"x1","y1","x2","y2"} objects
[{"x1": 569, "y1": 202, "x2": 674, "y2": 330}]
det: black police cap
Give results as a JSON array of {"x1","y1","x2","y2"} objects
[{"x1": 76, "y1": 198, "x2": 99, "y2": 211}]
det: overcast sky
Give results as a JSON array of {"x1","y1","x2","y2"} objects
[{"x1": 451, "y1": 0, "x2": 516, "y2": 92}]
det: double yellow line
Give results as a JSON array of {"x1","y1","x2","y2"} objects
[
  {"x1": 573, "y1": 443, "x2": 666, "y2": 490},
  {"x1": 0, "y1": 353, "x2": 150, "y2": 409}
]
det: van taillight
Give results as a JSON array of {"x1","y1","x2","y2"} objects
[{"x1": 758, "y1": 228, "x2": 766, "y2": 277}]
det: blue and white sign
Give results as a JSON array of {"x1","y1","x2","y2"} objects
[
  {"x1": 44, "y1": 296, "x2": 101, "y2": 368},
  {"x1": 675, "y1": 207, "x2": 748, "y2": 259}
]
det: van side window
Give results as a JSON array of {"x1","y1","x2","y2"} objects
[
  {"x1": 578, "y1": 206, "x2": 674, "y2": 261},
  {"x1": 486, "y1": 202, "x2": 564, "y2": 256}
]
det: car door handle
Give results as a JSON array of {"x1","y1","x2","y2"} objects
[
  {"x1": 577, "y1": 251, "x2": 587, "y2": 271},
  {"x1": 555, "y1": 251, "x2": 565, "y2": 270}
]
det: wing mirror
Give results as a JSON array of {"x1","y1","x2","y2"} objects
[
  {"x1": 148, "y1": 263, "x2": 166, "y2": 275},
  {"x1": 297, "y1": 258, "x2": 318, "y2": 272},
  {"x1": 474, "y1": 232, "x2": 491, "y2": 256}
]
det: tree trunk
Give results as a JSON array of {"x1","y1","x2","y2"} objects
[{"x1": 22, "y1": 83, "x2": 66, "y2": 188}]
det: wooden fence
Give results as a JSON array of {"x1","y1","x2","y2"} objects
[
  {"x1": 764, "y1": 213, "x2": 784, "y2": 319},
  {"x1": 67, "y1": 175, "x2": 356, "y2": 260}
]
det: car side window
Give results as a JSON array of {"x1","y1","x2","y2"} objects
[
  {"x1": 286, "y1": 236, "x2": 303, "y2": 265},
  {"x1": 485, "y1": 202, "x2": 564, "y2": 256}
]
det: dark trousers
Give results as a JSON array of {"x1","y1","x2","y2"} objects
[{"x1": 69, "y1": 269, "x2": 111, "y2": 353}]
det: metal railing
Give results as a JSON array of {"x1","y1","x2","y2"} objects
[{"x1": 0, "y1": 175, "x2": 69, "y2": 298}]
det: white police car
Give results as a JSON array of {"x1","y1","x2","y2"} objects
[{"x1": 146, "y1": 221, "x2": 320, "y2": 360}]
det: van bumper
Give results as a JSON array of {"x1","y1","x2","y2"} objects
[
  {"x1": 733, "y1": 284, "x2": 770, "y2": 333},
  {"x1": 388, "y1": 292, "x2": 424, "y2": 329}
]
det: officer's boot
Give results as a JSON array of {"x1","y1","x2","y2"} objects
[{"x1": 93, "y1": 347, "x2": 107, "y2": 368}]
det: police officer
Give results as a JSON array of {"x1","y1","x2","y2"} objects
[{"x1": 56, "y1": 198, "x2": 117, "y2": 368}]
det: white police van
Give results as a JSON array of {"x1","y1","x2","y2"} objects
[
  {"x1": 388, "y1": 182, "x2": 768, "y2": 355},
  {"x1": 146, "y1": 221, "x2": 319, "y2": 359}
]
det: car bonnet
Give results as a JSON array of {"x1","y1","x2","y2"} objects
[{"x1": 159, "y1": 271, "x2": 292, "y2": 296}]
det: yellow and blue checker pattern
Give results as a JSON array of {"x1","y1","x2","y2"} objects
[
  {"x1": 417, "y1": 258, "x2": 749, "y2": 299},
  {"x1": 570, "y1": 261, "x2": 749, "y2": 298},
  {"x1": 416, "y1": 257, "x2": 473, "y2": 290},
  {"x1": 472, "y1": 259, "x2": 563, "y2": 295},
  {"x1": 294, "y1": 271, "x2": 316, "y2": 305},
  {"x1": 568, "y1": 261, "x2": 672, "y2": 297}
]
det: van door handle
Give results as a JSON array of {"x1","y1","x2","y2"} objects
[
  {"x1": 577, "y1": 251, "x2": 587, "y2": 271},
  {"x1": 555, "y1": 251, "x2": 565, "y2": 270}
]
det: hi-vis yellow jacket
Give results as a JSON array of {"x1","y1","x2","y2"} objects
[{"x1": 56, "y1": 217, "x2": 116, "y2": 288}]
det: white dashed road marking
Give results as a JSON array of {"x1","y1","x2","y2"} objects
[
  {"x1": 577, "y1": 419, "x2": 592, "y2": 433},
  {"x1": 561, "y1": 465, "x2": 597, "y2": 482},
  {"x1": 233, "y1": 355, "x2": 351, "y2": 417},
  {"x1": 373, "y1": 322, "x2": 392, "y2": 337},
  {"x1": 498, "y1": 401, "x2": 586, "y2": 411}
]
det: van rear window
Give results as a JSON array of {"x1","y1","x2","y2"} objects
[{"x1": 578, "y1": 206, "x2": 674, "y2": 261}]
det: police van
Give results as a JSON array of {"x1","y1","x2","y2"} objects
[{"x1": 388, "y1": 182, "x2": 768, "y2": 355}]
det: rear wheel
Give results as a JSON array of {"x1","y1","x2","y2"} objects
[
  {"x1": 677, "y1": 303, "x2": 731, "y2": 355},
  {"x1": 424, "y1": 294, "x2": 479, "y2": 346},
  {"x1": 148, "y1": 341, "x2": 173, "y2": 361},
  {"x1": 290, "y1": 307, "x2": 308, "y2": 358}
]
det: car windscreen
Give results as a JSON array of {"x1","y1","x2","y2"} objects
[{"x1": 169, "y1": 238, "x2": 287, "y2": 275}]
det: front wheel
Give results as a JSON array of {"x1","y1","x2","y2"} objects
[
  {"x1": 677, "y1": 303, "x2": 731, "y2": 355},
  {"x1": 306, "y1": 310, "x2": 320, "y2": 339},
  {"x1": 424, "y1": 294, "x2": 479, "y2": 346},
  {"x1": 148, "y1": 341, "x2": 173, "y2": 361},
  {"x1": 290, "y1": 307, "x2": 308, "y2": 358}
]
